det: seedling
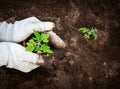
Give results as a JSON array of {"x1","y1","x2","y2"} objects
[
  {"x1": 78, "y1": 27, "x2": 97, "y2": 40},
  {"x1": 26, "y1": 30, "x2": 53, "y2": 54}
]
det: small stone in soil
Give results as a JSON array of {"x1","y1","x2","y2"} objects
[{"x1": 68, "y1": 60, "x2": 74, "y2": 65}]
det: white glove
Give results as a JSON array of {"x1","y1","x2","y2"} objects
[
  {"x1": 0, "y1": 42, "x2": 44, "y2": 73},
  {"x1": 0, "y1": 16, "x2": 55, "y2": 42}
]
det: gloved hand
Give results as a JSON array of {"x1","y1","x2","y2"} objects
[
  {"x1": 0, "y1": 42, "x2": 44, "y2": 72},
  {"x1": 0, "y1": 16, "x2": 55, "y2": 42},
  {"x1": 0, "y1": 17, "x2": 65, "y2": 73}
]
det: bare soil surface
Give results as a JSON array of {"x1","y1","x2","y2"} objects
[{"x1": 0, "y1": 0, "x2": 120, "y2": 89}]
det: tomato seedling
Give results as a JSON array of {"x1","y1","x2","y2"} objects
[
  {"x1": 78, "y1": 27, "x2": 97, "y2": 40},
  {"x1": 26, "y1": 30, "x2": 53, "y2": 54}
]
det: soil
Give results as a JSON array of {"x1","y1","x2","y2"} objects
[{"x1": 0, "y1": 0, "x2": 120, "y2": 89}]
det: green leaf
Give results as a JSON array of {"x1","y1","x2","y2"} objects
[
  {"x1": 78, "y1": 27, "x2": 89, "y2": 33},
  {"x1": 84, "y1": 34, "x2": 90, "y2": 39},
  {"x1": 41, "y1": 33, "x2": 49, "y2": 43},
  {"x1": 26, "y1": 39, "x2": 36, "y2": 51},
  {"x1": 40, "y1": 44, "x2": 53, "y2": 54},
  {"x1": 94, "y1": 35, "x2": 97, "y2": 40},
  {"x1": 26, "y1": 39, "x2": 35, "y2": 46},
  {"x1": 26, "y1": 46, "x2": 35, "y2": 51},
  {"x1": 37, "y1": 51, "x2": 42, "y2": 54},
  {"x1": 33, "y1": 30, "x2": 42, "y2": 41},
  {"x1": 34, "y1": 45, "x2": 40, "y2": 52}
]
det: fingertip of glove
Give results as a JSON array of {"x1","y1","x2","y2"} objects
[{"x1": 36, "y1": 55, "x2": 44, "y2": 65}]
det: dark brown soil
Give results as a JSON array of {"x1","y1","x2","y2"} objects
[{"x1": 0, "y1": 0, "x2": 120, "y2": 89}]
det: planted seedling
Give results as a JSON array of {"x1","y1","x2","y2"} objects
[
  {"x1": 26, "y1": 30, "x2": 53, "y2": 54},
  {"x1": 78, "y1": 27, "x2": 97, "y2": 40}
]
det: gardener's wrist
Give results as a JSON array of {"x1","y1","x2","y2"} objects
[{"x1": 0, "y1": 22, "x2": 14, "y2": 42}]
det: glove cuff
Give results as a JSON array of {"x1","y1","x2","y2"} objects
[
  {"x1": 0, "y1": 22, "x2": 14, "y2": 42},
  {"x1": 0, "y1": 42, "x2": 9, "y2": 66}
]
